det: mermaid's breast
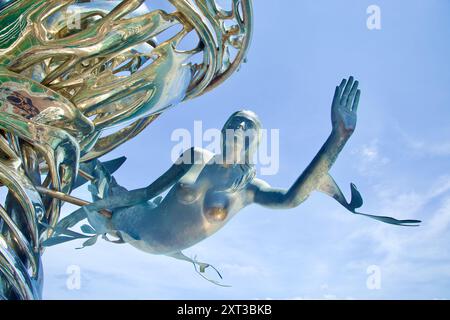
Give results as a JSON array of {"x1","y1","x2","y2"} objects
[{"x1": 174, "y1": 182, "x2": 203, "y2": 205}]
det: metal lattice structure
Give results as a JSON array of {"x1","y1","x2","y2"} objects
[{"x1": 0, "y1": 0, "x2": 252, "y2": 299}]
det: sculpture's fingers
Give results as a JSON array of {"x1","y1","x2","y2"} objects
[
  {"x1": 332, "y1": 86, "x2": 341, "y2": 106},
  {"x1": 340, "y1": 76, "x2": 354, "y2": 106},
  {"x1": 338, "y1": 79, "x2": 347, "y2": 95},
  {"x1": 352, "y1": 90, "x2": 361, "y2": 112},
  {"x1": 347, "y1": 81, "x2": 359, "y2": 110}
]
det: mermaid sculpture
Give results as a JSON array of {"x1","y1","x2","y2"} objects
[{"x1": 46, "y1": 77, "x2": 421, "y2": 284}]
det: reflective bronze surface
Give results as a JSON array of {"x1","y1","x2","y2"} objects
[{"x1": 0, "y1": 0, "x2": 253, "y2": 299}]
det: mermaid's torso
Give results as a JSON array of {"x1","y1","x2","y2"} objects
[{"x1": 110, "y1": 162, "x2": 251, "y2": 255}]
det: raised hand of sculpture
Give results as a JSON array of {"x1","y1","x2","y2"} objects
[{"x1": 46, "y1": 77, "x2": 421, "y2": 286}]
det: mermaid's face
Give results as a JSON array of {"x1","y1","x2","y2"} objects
[{"x1": 221, "y1": 112, "x2": 261, "y2": 164}]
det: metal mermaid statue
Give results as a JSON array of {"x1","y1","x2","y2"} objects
[
  {"x1": 0, "y1": 0, "x2": 421, "y2": 298},
  {"x1": 46, "y1": 77, "x2": 421, "y2": 285}
]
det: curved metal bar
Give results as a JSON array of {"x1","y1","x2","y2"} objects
[
  {"x1": 0, "y1": 0, "x2": 254, "y2": 300},
  {"x1": 81, "y1": 113, "x2": 160, "y2": 162},
  {"x1": 0, "y1": 205, "x2": 37, "y2": 276},
  {"x1": 198, "y1": 0, "x2": 253, "y2": 96},
  {"x1": 0, "y1": 235, "x2": 38, "y2": 299}
]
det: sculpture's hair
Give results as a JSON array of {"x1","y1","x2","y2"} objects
[{"x1": 234, "y1": 163, "x2": 256, "y2": 191}]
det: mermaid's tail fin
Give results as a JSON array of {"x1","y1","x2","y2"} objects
[
  {"x1": 73, "y1": 156, "x2": 127, "y2": 190},
  {"x1": 101, "y1": 156, "x2": 127, "y2": 176},
  {"x1": 317, "y1": 174, "x2": 421, "y2": 226},
  {"x1": 53, "y1": 207, "x2": 88, "y2": 234}
]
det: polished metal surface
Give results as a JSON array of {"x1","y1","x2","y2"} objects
[{"x1": 0, "y1": 0, "x2": 253, "y2": 299}]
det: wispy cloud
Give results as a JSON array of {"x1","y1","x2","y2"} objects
[
  {"x1": 396, "y1": 126, "x2": 450, "y2": 157},
  {"x1": 351, "y1": 139, "x2": 390, "y2": 176},
  {"x1": 342, "y1": 175, "x2": 450, "y2": 297}
]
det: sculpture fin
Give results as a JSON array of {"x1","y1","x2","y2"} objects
[
  {"x1": 317, "y1": 174, "x2": 420, "y2": 226},
  {"x1": 102, "y1": 156, "x2": 127, "y2": 175},
  {"x1": 53, "y1": 208, "x2": 88, "y2": 234},
  {"x1": 73, "y1": 156, "x2": 127, "y2": 189},
  {"x1": 317, "y1": 174, "x2": 351, "y2": 209}
]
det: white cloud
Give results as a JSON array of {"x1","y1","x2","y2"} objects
[
  {"x1": 405, "y1": 138, "x2": 450, "y2": 157},
  {"x1": 396, "y1": 126, "x2": 450, "y2": 157},
  {"x1": 352, "y1": 139, "x2": 390, "y2": 176},
  {"x1": 343, "y1": 176, "x2": 450, "y2": 294},
  {"x1": 221, "y1": 263, "x2": 268, "y2": 277}
]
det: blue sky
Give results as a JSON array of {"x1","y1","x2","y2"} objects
[{"x1": 42, "y1": 0, "x2": 450, "y2": 299}]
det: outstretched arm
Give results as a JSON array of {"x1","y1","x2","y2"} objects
[
  {"x1": 249, "y1": 77, "x2": 360, "y2": 209},
  {"x1": 248, "y1": 78, "x2": 420, "y2": 226}
]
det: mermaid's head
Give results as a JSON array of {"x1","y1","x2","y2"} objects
[{"x1": 221, "y1": 110, "x2": 262, "y2": 165}]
